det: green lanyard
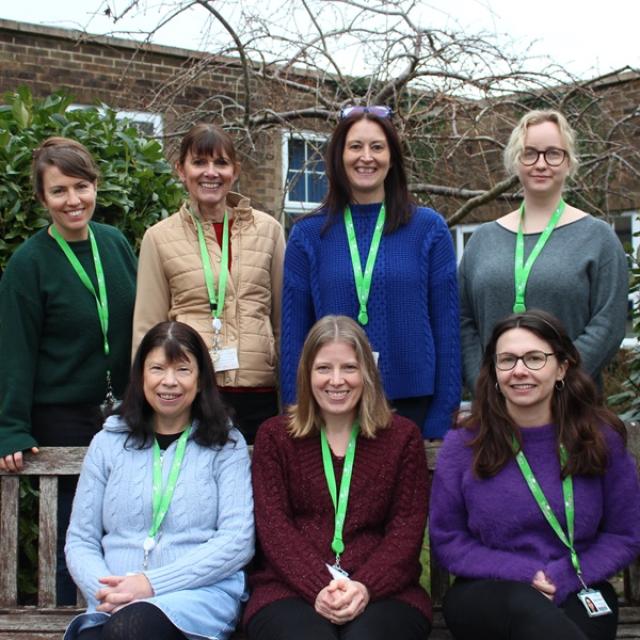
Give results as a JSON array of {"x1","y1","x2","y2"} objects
[
  {"x1": 344, "y1": 204, "x2": 385, "y2": 326},
  {"x1": 192, "y1": 211, "x2": 229, "y2": 331},
  {"x1": 50, "y1": 224, "x2": 110, "y2": 356},
  {"x1": 143, "y1": 426, "x2": 192, "y2": 568},
  {"x1": 512, "y1": 436, "x2": 586, "y2": 586},
  {"x1": 513, "y1": 198, "x2": 565, "y2": 313},
  {"x1": 320, "y1": 424, "x2": 359, "y2": 565}
]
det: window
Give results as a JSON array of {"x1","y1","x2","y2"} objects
[
  {"x1": 68, "y1": 105, "x2": 163, "y2": 139},
  {"x1": 115, "y1": 110, "x2": 163, "y2": 138},
  {"x1": 451, "y1": 223, "x2": 480, "y2": 264},
  {"x1": 282, "y1": 132, "x2": 328, "y2": 217},
  {"x1": 612, "y1": 211, "x2": 639, "y2": 345}
]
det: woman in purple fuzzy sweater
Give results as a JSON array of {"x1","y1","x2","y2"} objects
[{"x1": 429, "y1": 309, "x2": 640, "y2": 640}]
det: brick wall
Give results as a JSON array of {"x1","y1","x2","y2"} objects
[{"x1": 0, "y1": 18, "x2": 296, "y2": 216}]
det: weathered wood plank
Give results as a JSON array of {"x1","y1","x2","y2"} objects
[
  {"x1": 37, "y1": 478, "x2": 57, "y2": 608},
  {"x1": 0, "y1": 476, "x2": 19, "y2": 607},
  {"x1": 0, "y1": 448, "x2": 87, "y2": 477}
]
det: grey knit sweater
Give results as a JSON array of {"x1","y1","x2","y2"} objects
[{"x1": 459, "y1": 215, "x2": 628, "y2": 390}]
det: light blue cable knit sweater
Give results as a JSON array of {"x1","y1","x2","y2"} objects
[{"x1": 64, "y1": 415, "x2": 254, "y2": 640}]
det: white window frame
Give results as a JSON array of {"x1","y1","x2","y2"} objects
[
  {"x1": 613, "y1": 210, "x2": 640, "y2": 348},
  {"x1": 68, "y1": 104, "x2": 163, "y2": 139},
  {"x1": 452, "y1": 223, "x2": 481, "y2": 264},
  {"x1": 282, "y1": 131, "x2": 328, "y2": 216}
]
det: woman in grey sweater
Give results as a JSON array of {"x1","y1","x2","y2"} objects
[{"x1": 459, "y1": 109, "x2": 628, "y2": 392}]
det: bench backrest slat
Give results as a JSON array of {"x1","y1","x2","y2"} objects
[{"x1": 0, "y1": 476, "x2": 19, "y2": 607}]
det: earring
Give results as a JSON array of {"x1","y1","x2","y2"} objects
[
  {"x1": 495, "y1": 382, "x2": 502, "y2": 394},
  {"x1": 555, "y1": 379, "x2": 565, "y2": 391}
]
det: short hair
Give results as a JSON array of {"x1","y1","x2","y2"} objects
[
  {"x1": 288, "y1": 315, "x2": 392, "y2": 438},
  {"x1": 31, "y1": 137, "x2": 99, "y2": 202},
  {"x1": 178, "y1": 123, "x2": 239, "y2": 169},
  {"x1": 463, "y1": 309, "x2": 625, "y2": 478},
  {"x1": 503, "y1": 109, "x2": 579, "y2": 178},
  {"x1": 320, "y1": 111, "x2": 414, "y2": 233},
  {"x1": 119, "y1": 321, "x2": 231, "y2": 448}
]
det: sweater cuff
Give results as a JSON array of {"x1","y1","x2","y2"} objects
[
  {"x1": 423, "y1": 411, "x2": 452, "y2": 439},
  {"x1": 0, "y1": 432, "x2": 38, "y2": 458},
  {"x1": 545, "y1": 556, "x2": 581, "y2": 605}
]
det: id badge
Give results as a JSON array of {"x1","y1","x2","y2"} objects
[
  {"x1": 211, "y1": 347, "x2": 240, "y2": 372},
  {"x1": 578, "y1": 589, "x2": 612, "y2": 617},
  {"x1": 325, "y1": 562, "x2": 350, "y2": 581}
]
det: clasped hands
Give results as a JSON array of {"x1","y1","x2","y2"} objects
[
  {"x1": 314, "y1": 579, "x2": 369, "y2": 624},
  {"x1": 95, "y1": 573, "x2": 154, "y2": 613}
]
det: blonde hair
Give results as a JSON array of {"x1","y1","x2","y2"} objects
[
  {"x1": 503, "y1": 109, "x2": 579, "y2": 178},
  {"x1": 287, "y1": 315, "x2": 392, "y2": 438}
]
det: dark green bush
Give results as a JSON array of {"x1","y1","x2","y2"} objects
[{"x1": 0, "y1": 86, "x2": 185, "y2": 273}]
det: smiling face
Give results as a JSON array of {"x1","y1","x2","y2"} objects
[
  {"x1": 311, "y1": 340, "x2": 364, "y2": 426},
  {"x1": 143, "y1": 346, "x2": 200, "y2": 434},
  {"x1": 495, "y1": 327, "x2": 568, "y2": 427},
  {"x1": 517, "y1": 121, "x2": 570, "y2": 199},
  {"x1": 177, "y1": 150, "x2": 239, "y2": 220},
  {"x1": 41, "y1": 165, "x2": 97, "y2": 241},
  {"x1": 342, "y1": 118, "x2": 391, "y2": 204}
]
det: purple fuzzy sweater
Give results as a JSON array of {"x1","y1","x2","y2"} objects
[{"x1": 429, "y1": 423, "x2": 640, "y2": 605}]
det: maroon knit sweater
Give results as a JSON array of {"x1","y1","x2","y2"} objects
[{"x1": 243, "y1": 414, "x2": 431, "y2": 626}]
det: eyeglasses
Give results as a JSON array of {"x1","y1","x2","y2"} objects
[
  {"x1": 339, "y1": 105, "x2": 393, "y2": 120},
  {"x1": 494, "y1": 351, "x2": 556, "y2": 371},
  {"x1": 519, "y1": 147, "x2": 567, "y2": 167}
]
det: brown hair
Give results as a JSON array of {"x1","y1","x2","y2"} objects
[
  {"x1": 463, "y1": 309, "x2": 625, "y2": 478},
  {"x1": 178, "y1": 123, "x2": 239, "y2": 169},
  {"x1": 32, "y1": 137, "x2": 99, "y2": 202},
  {"x1": 320, "y1": 112, "x2": 414, "y2": 233},
  {"x1": 288, "y1": 315, "x2": 392, "y2": 438}
]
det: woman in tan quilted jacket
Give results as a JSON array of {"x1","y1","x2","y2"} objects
[{"x1": 133, "y1": 124, "x2": 285, "y2": 443}]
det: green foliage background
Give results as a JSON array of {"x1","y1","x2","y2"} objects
[{"x1": 0, "y1": 87, "x2": 185, "y2": 273}]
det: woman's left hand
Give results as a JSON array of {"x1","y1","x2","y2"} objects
[{"x1": 95, "y1": 574, "x2": 154, "y2": 612}]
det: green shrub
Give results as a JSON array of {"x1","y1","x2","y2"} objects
[{"x1": 0, "y1": 86, "x2": 185, "y2": 273}]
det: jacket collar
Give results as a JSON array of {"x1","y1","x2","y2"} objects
[{"x1": 180, "y1": 191, "x2": 254, "y2": 229}]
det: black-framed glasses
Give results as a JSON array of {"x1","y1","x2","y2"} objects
[
  {"x1": 519, "y1": 147, "x2": 567, "y2": 167},
  {"x1": 339, "y1": 105, "x2": 393, "y2": 120},
  {"x1": 494, "y1": 351, "x2": 556, "y2": 371}
]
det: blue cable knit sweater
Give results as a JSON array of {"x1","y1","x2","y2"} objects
[
  {"x1": 281, "y1": 203, "x2": 461, "y2": 438},
  {"x1": 64, "y1": 416, "x2": 254, "y2": 640}
]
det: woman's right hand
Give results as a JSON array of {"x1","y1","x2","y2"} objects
[
  {"x1": 532, "y1": 570, "x2": 556, "y2": 600},
  {"x1": 0, "y1": 447, "x2": 39, "y2": 473}
]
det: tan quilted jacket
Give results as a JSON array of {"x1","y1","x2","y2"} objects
[{"x1": 132, "y1": 192, "x2": 285, "y2": 388}]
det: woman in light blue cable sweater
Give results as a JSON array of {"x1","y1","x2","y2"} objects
[{"x1": 64, "y1": 322, "x2": 254, "y2": 640}]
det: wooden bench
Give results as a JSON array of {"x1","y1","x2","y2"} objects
[{"x1": 1, "y1": 431, "x2": 640, "y2": 639}]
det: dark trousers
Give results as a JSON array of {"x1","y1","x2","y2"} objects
[
  {"x1": 76, "y1": 601, "x2": 186, "y2": 640},
  {"x1": 247, "y1": 597, "x2": 431, "y2": 640},
  {"x1": 390, "y1": 396, "x2": 431, "y2": 432},
  {"x1": 219, "y1": 390, "x2": 278, "y2": 445},
  {"x1": 443, "y1": 578, "x2": 618, "y2": 640},
  {"x1": 31, "y1": 403, "x2": 102, "y2": 605}
]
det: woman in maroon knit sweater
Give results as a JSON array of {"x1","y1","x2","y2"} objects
[{"x1": 245, "y1": 315, "x2": 431, "y2": 640}]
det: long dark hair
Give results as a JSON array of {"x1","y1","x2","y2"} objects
[
  {"x1": 119, "y1": 321, "x2": 230, "y2": 448},
  {"x1": 320, "y1": 112, "x2": 414, "y2": 233},
  {"x1": 463, "y1": 309, "x2": 626, "y2": 478}
]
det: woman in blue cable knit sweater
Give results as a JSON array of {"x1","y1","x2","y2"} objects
[
  {"x1": 64, "y1": 322, "x2": 254, "y2": 640},
  {"x1": 281, "y1": 106, "x2": 460, "y2": 438}
]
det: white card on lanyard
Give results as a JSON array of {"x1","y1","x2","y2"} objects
[
  {"x1": 578, "y1": 589, "x2": 612, "y2": 617},
  {"x1": 212, "y1": 347, "x2": 239, "y2": 372}
]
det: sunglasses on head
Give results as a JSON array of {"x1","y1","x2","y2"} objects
[{"x1": 338, "y1": 105, "x2": 393, "y2": 120}]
